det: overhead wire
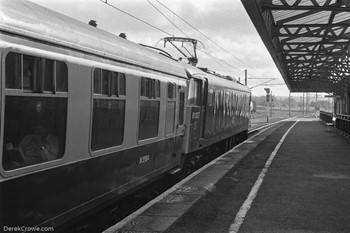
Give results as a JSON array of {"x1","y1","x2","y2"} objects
[
  {"x1": 147, "y1": 0, "x2": 189, "y2": 37},
  {"x1": 99, "y1": 0, "x2": 173, "y2": 36},
  {"x1": 197, "y1": 48, "x2": 244, "y2": 76},
  {"x1": 99, "y1": 0, "x2": 265, "y2": 82},
  {"x1": 199, "y1": 51, "x2": 242, "y2": 76},
  {"x1": 147, "y1": 0, "x2": 243, "y2": 77},
  {"x1": 154, "y1": 0, "x2": 264, "y2": 77},
  {"x1": 147, "y1": 0, "x2": 197, "y2": 59}
]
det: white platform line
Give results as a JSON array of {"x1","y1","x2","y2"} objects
[
  {"x1": 229, "y1": 121, "x2": 299, "y2": 233},
  {"x1": 104, "y1": 120, "x2": 293, "y2": 233}
]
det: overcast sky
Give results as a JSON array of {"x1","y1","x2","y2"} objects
[{"x1": 29, "y1": 0, "x2": 291, "y2": 96}]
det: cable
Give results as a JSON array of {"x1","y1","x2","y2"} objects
[
  {"x1": 197, "y1": 47, "x2": 243, "y2": 76},
  {"x1": 147, "y1": 0, "x2": 244, "y2": 75},
  {"x1": 154, "y1": 0, "x2": 262, "y2": 74},
  {"x1": 99, "y1": 0, "x2": 173, "y2": 36},
  {"x1": 147, "y1": 0, "x2": 189, "y2": 37},
  {"x1": 99, "y1": 0, "x2": 251, "y2": 79}
]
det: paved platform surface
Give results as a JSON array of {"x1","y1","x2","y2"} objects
[{"x1": 106, "y1": 118, "x2": 350, "y2": 233}]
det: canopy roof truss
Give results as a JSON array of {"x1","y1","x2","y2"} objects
[{"x1": 241, "y1": 0, "x2": 350, "y2": 93}]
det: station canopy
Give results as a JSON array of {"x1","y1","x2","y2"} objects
[{"x1": 241, "y1": 0, "x2": 350, "y2": 94}]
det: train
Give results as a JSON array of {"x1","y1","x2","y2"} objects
[{"x1": 0, "y1": 0, "x2": 251, "y2": 230}]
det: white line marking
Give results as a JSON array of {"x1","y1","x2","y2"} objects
[
  {"x1": 229, "y1": 121, "x2": 299, "y2": 233},
  {"x1": 104, "y1": 120, "x2": 295, "y2": 233},
  {"x1": 250, "y1": 115, "x2": 299, "y2": 132}
]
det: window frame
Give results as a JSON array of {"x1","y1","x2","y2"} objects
[
  {"x1": 138, "y1": 77, "x2": 161, "y2": 141},
  {"x1": 4, "y1": 52, "x2": 68, "y2": 97},
  {"x1": 165, "y1": 82, "x2": 177, "y2": 136},
  {"x1": 90, "y1": 67, "x2": 126, "y2": 153},
  {"x1": 1, "y1": 50, "x2": 69, "y2": 176},
  {"x1": 188, "y1": 78, "x2": 202, "y2": 106},
  {"x1": 178, "y1": 89, "x2": 185, "y2": 126}
]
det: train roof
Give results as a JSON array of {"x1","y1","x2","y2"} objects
[
  {"x1": 0, "y1": 0, "x2": 187, "y2": 78},
  {"x1": 183, "y1": 63, "x2": 251, "y2": 93}
]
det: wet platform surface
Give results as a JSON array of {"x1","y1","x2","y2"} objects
[{"x1": 105, "y1": 118, "x2": 350, "y2": 233}]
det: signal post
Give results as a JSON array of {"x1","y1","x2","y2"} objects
[{"x1": 264, "y1": 88, "x2": 270, "y2": 122}]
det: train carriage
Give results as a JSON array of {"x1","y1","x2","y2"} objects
[
  {"x1": 182, "y1": 64, "x2": 250, "y2": 157},
  {"x1": 0, "y1": 0, "x2": 188, "y2": 228},
  {"x1": 0, "y1": 0, "x2": 251, "y2": 229}
]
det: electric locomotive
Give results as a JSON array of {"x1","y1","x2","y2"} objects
[{"x1": 0, "y1": 0, "x2": 250, "y2": 229}]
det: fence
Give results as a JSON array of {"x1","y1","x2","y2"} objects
[
  {"x1": 320, "y1": 111, "x2": 350, "y2": 137},
  {"x1": 335, "y1": 114, "x2": 350, "y2": 138},
  {"x1": 319, "y1": 111, "x2": 333, "y2": 123}
]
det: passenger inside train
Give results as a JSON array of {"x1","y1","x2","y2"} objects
[{"x1": 4, "y1": 126, "x2": 60, "y2": 170}]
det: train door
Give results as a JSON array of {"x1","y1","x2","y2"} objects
[
  {"x1": 200, "y1": 79, "x2": 208, "y2": 139},
  {"x1": 176, "y1": 85, "x2": 186, "y2": 136},
  {"x1": 172, "y1": 85, "x2": 186, "y2": 160},
  {"x1": 164, "y1": 81, "x2": 181, "y2": 169},
  {"x1": 185, "y1": 77, "x2": 208, "y2": 152}
]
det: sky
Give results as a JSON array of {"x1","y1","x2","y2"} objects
[{"x1": 28, "y1": 0, "x2": 292, "y2": 96}]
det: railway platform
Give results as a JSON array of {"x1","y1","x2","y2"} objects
[{"x1": 105, "y1": 117, "x2": 350, "y2": 233}]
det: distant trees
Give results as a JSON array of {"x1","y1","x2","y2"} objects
[
  {"x1": 310, "y1": 100, "x2": 332, "y2": 111},
  {"x1": 252, "y1": 96, "x2": 298, "y2": 109},
  {"x1": 252, "y1": 95, "x2": 332, "y2": 111}
]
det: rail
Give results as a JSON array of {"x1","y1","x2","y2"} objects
[{"x1": 335, "y1": 113, "x2": 350, "y2": 138}]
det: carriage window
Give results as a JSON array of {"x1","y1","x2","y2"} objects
[
  {"x1": 167, "y1": 82, "x2": 176, "y2": 99},
  {"x1": 23, "y1": 55, "x2": 37, "y2": 91},
  {"x1": 3, "y1": 52, "x2": 68, "y2": 171},
  {"x1": 155, "y1": 80, "x2": 160, "y2": 98},
  {"x1": 5, "y1": 52, "x2": 21, "y2": 89},
  {"x1": 91, "y1": 68, "x2": 126, "y2": 151},
  {"x1": 139, "y1": 77, "x2": 160, "y2": 140},
  {"x1": 178, "y1": 91, "x2": 185, "y2": 125},
  {"x1": 56, "y1": 61, "x2": 68, "y2": 92},
  {"x1": 208, "y1": 89, "x2": 214, "y2": 106},
  {"x1": 166, "y1": 102, "x2": 176, "y2": 135},
  {"x1": 92, "y1": 99, "x2": 125, "y2": 150},
  {"x1": 94, "y1": 69, "x2": 102, "y2": 94},
  {"x1": 140, "y1": 77, "x2": 147, "y2": 97},
  {"x1": 5, "y1": 52, "x2": 68, "y2": 94},
  {"x1": 166, "y1": 82, "x2": 176, "y2": 135},
  {"x1": 188, "y1": 78, "x2": 201, "y2": 105},
  {"x1": 111, "y1": 73, "x2": 126, "y2": 96},
  {"x1": 111, "y1": 72, "x2": 118, "y2": 95},
  {"x1": 139, "y1": 101, "x2": 160, "y2": 140},
  {"x1": 44, "y1": 59, "x2": 54, "y2": 92},
  {"x1": 102, "y1": 70, "x2": 109, "y2": 95},
  {"x1": 118, "y1": 73, "x2": 126, "y2": 96},
  {"x1": 141, "y1": 77, "x2": 160, "y2": 98}
]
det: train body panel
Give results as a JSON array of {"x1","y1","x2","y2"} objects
[
  {"x1": 182, "y1": 64, "x2": 251, "y2": 154},
  {"x1": 0, "y1": 0, "x2": 250, "y2": 229},
  {"x1": 0, "y1": 136, "x2": 181, "y2": 228},
  {"x1": 0, "y1": 40, "x2": 186, "y2": 173}
]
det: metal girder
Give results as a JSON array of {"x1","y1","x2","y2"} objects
[
  {"x1": 241, "y1": 0, "x2": 350, "y2": 94},
  {"x1": 282, "y1": 42, "x2": 348, "y2": 54},
  {"x1": 260, "y1": 0, "x2": 350, "y2": 12},
  {"x1": 276, "y1": 24, "x2": 350, "y2": 41}
]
